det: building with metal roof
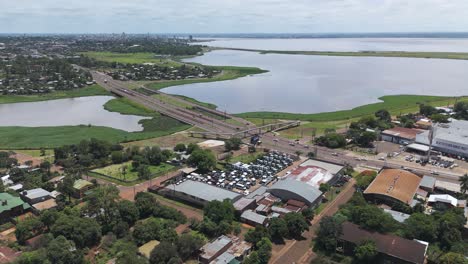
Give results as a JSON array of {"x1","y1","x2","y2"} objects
[
  {"x1": 20, "y1": 188, "x2": 52, "y2": 204},
  {"x1": 199, "y1": 235, "x2": 233, "y2": 264},
  {"x1": 364, "y1": 169, "x2": 422, "y2": 205},
  {"x1": 338, "y1": 222, "x2": 428, "y2": 264},
  {"x1": 416, "y1": 119, "x2": 468, "y2": 158},
  {"x1": 162, "y1": 180, "x2": 241, "y2": 206},
  {"x1": 268, "y1": 178, "x2": 323, "y2": 207},
  {"x1": 383, "y1": 209, "x2": 410, "y2": 223},
  {"x1": 0, "y1": 193, "x2": 30, "y2": 224},
  {"x1": 199, "y1": 235, "x2": 251, "y2": 264},
  {"x1": 233, "y1": 198, "x2": 256, "y2": 213},
  {"x1": 285, "y1": 159, "x2": 344, "y2": 188},
  {"x1": 381, "y1": 127, "x2": 425, "y2": 145},
  {"x1": 419, "y1": 176, "x2": 436, "y2": 192},
  {"x1": 240, "y1": 210, "x2": 268, "y2": 226}
]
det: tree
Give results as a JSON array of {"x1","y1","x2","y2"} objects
[
  {"x1": 58, "y1": 175, "x2": 76, "y2": 202},
  {"x1": 354, "y1": 240, "x2": 378, "y2": 263},
  {"x1": 439, "y1": 252, "x2": 468, "y2": 264},
  {"x1": 149, "y1": 241, "x2": 178, "y2": 264},
  {"x1": 15, "y1": 250, "x2": 48, "y2": 264},
  {"x1": 302, "y1": 208, "x2": 315, "y2": 222},
  {"x1": 117, "y1": 200, "x2": 140, "y2": 225},
  {"x1": 403, "y1": 213, "x2": 438, "y2": 242},
  {"x1": 419, "y1": 104, "x2": 438, "y2": 117},
  {"x1": 135, "y1": 192, "x2": 157, "y2": 218},
  {"x1": 187, "y1": 149, "x2": 216, "y2": 172},
  {"x1": 82, "y1": 185, "x2": 120, "y2": 230},
  {"x1": 356, "y1": 131, "x2": 377, "y2": 147},
  {"x1": 319, "y1": 183, "x2": 331, "y2": 193},
  {"x1": 186, "y1": 143, "x2": 200, "y2": 154},
  {"x1": 268, "y1": 218, "x2": 288, "y2": 241},
  {"x1": 315, "y1": 216, "x2": 342, "y2": 253},
  {"x1": 46, "y1": 236, "x2": 83, "y2": 264},
  {"x1": 315, "y1": 133, "x2": 346, "y2": 148},
  {"x1": 284, "y1": 212, "x2": 309, "y2": 238},
  {"x1": 225, "y1": 138, "x2": 242, "y2": 151},
  {"x1": 245, "y1": 226, "x2": 270, "y2": 245},
  {"x1": 111, "y1": 151, "x2": 124, "y2": 164},
  {"x1": 176, "y1": 233, "x2": 205, "y2": 260},
  {"x1": 243, "y1": 251, "x2": 260, "y2": 264},
  {"x1": 15, "y1": 217, "x2": 45, "y2": 244},
  {"x1": 256, "y1": 237, "x2": 272, "y2": 264},
  {"x1": 138, "y1": 165, "x2": 152, "y2": 180},
  {"x1": 203, "y1": 199, "x2": 235, "y2": 224},
  {"x1": 173, "y1": 143, "x2": 186, "y2": 152},
  {"x1": 431, "y1": 113, "x2": 449, "y2": 123},
  {"x1": 375, "y1": 109, "x2": 391, "y2": 122},
  {"x1": 459, "y1": 174, "x2": 468, "y2": 194},
  {"x1": 50, "y1": 214, "x2": 102, "y2": 248}
]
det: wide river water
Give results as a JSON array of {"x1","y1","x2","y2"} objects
[
  {"x1": 161, "y1": 48, "x2": 468, "y2": 114},
  {"x1": 197, "y1": 38, "x2": 468, "y2": 52},
  {"x1": 0, "y1": 96, "x2": 149, "y2": 131}
]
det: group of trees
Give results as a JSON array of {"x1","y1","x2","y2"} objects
[
  {"x1": 187, "y1": 148, "x2": 217, "y2": 173},
  {"x1": 453, "y1": 101, "x2": 468, "y2": 120},
  {"x1": 315, "y1": 193, "x2": 468, "y2": 264},
  {"x1": 14, "y1": 186, "x2": 193, "y2": 264},
  {"x1": 419, "y1": 104, "x2": 450, "y2": 123},
  {"x1": 0, "y1": 56, "x2": 93, "y2": 95},
  {"x1": 315, "y1": 133, "x2": 347, "y2": 149},
  {"x1": 225, "y1": 137, "x2": 242, "y2": 152}
]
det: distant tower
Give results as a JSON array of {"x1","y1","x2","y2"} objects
[{"x1": 427, "y1": 123, "x2": 437, "y2": 162}]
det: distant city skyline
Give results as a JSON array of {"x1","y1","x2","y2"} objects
[{"x1": 1, "y1": 0, "x2": 468, "y2": 34}]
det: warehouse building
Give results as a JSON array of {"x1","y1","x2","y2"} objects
[
  {"x1": 381, "y1": 127, "x2": 425, "y2": 145},
  {"x1": 268, "y1": 178, "x2": 322, "y2": 207},
  {"x1": 416, "y1": 119, "x2": 468, "y2": 158},
  {"x1": 364, "y1": 169, "x2": 422, "y2": 206},
  {"x1": 160, "y1": 180, "x2": 242, "y2": 206},
  {"x1": 285, "y1": 159, "x2": 344, "y2": 188}
]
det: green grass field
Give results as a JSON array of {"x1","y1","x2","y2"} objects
[
  {"x1": 237, "y1": 95, "x2": 468, "y2": 121},
  {"x1": 0, "y1": 85, "x2": 110, "y2": 104},
  {"x1": 91, "y1": 161, "x2": 175, "y2": 183},
  {"x1": 81, "y1": 51, "x2": 182, "y2": 66},
  {"x1": 103, "y1": 97, "x2": 155, "y2": 116},
  {"x1": 222, "y1": 48, "x2": 468, "y2": 60},
  {"x1": 229, "y1": 152, "x2": 265, "y2": 164}
]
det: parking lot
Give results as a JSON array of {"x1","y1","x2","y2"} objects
[{"x1": 176, "y1": 151, "x2": 296, "y2": 195}]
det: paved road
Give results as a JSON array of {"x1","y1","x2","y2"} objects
[{"x1": 270, "y1": 179, "x2": 356, "y2": 264}]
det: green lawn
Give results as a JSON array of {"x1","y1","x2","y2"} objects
[
  {"x1": 0, "y1": 85, "x2": 110, "y2": 104},
  {"x1": 229, "y1": 152, "x2": 265, "y2": 164},
  {"x1": 91, "y1": 161, "x2": 175, "y2": 183},
  {"x1": 81, "y1": 51, "x2": 182, "y2": 66},
  {"x1": 103, "y1": 97, "x2": 155, "y2": 116}
]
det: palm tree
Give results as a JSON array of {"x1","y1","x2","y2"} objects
[{"x1": 459, "y1": 174, "x2": 468, "y2": 194}]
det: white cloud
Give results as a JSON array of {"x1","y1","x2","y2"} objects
[{"x1": 0, "y1": 0, "x2": 467, "y2": 33}]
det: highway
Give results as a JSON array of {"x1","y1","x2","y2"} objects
[{"x1": 93, "y1": 71, "x2": 465, "y2": 183}]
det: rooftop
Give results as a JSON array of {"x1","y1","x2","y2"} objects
[
  {"x1": 0, "y1": 193, "x2": 27, "y2": 214},
  {"x1": 340, "y1": 222, "x2": 427, "y2": 264},
  {"x1": 419, "y1": 175, "x2": 436, "y2": 189},
  {"x1": 298, "y1": 159, "x2": 344, "y2": 174},
  {"x1": 166, "y1": 180, "x2": 241, "y2": 203},
  {"x1": 383, "y1": 208, "x2": 410, "y2": 223},
  {"x1": 364, "y1": 169, "x2": 422, "y2": 205},
  {"x1": 200, "y1": 235, "x2": 232, "y2": 261},
  {"x1": 22, "y1": 188, "x2": 51, "y2": 200},
  {"x1": 428, "y1": 194, "x2": 460, "y2": 207},
  {"x1": 138, "y1": 240, "x2": 160, "y2": 259},
  {"x1": 268, "y1": 178, "x2": 322, "y2": 205},
  {"x1": 73, "y1": 179, "x2": 93, "y2": 190},
  {"x1": 416, "y1": 119, "x2": 468, "y2": 146},
  {"x1": 233, "y1": 198, "x2": 256, "y2": 211},
  {"x1": 241, "y1": 210, "x2": 268, "y2": 225},
  {"x1": 0, "y1": 246, "x2": 21, "y2": 264},
  {"x1": 382, "y1": 127, "x2": 424, "y2": 140},
  {"x1": 32, "y1": 199, "x2": 57, "y2": 211}
]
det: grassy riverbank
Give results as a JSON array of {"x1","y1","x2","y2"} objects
[
  {"x1": 238, "y1": 95, "x2": 468, "y2": 122},
  {"x1": 0, "y1": 85, "x2": 110, "y2": 104},
  {"x1": 221, "y1": 48, "x2": 468, "y2": 60},
  {"x1": 81, "y1": 51, "x2": 182, "y2": 66},
  {"x1": 146, "y1": 65, "x2": 267, "y2": 90}
]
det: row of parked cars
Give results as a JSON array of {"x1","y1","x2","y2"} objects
[{"x1": 184, "y1": 151, "x2": 295, "y2": 194}]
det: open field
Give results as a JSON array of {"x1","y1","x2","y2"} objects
[
  {"x1": 238, "y1": 95, "x2": 468, "y2": 121},
  {"x1": 103, "y1": 97, "x2": 155, "y2": 116},
  {"x1": 0, "y1": 149, "x2": 54, "y2": 158},
  {"x1": 222, "y1": 47, "x2": 468, "y2": 60},
  {"x1": 146, "y1": 66, "x2": 267, "y2": 90},
  {"x1": 229, "y1": 152, "x2": 265, "y2": 164},
  {"x1": 81, "y1": 51, "x2": 182, "y2": 66},
  {"x1": 122, "y1": 131, "x2": 203, "y2": 149},
  {"x1": 0, "y1": 85, "x2": 110, "y2": 104},
  {"x1": 91, "y1": 161, "x2": 175, "y2": 183}
]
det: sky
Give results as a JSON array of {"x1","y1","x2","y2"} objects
[{"x1": 1, "y1": 0, "x2": 468, "y2": 33}]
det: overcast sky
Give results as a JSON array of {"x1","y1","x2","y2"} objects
[{"x1": 1, "y1": 0, "x2": 467, "y2": 33}]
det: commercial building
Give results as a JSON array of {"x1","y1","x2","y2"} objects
[
  {"x1": 416, "y1": 119, "x2": 468, "y2": 158},
  {"x1": 337, "y1": 222, "x2": 428, "y2": 264},
  {"x1": 268, "y1": 178, "x2": 322, "y2": 207},
  {"x1": 419, "y1": 176, "x2": 436, "y2": 193},
  {"x1": 0, "y1": 193, "x2": 30, "y2": 224},
  {"x1": 233, "y1": 198, "x2": 257, "y2": 213},
  {"x1": 381, "y1": 127, "x2": 425, "y2": 145},
  {"x1": 285, "y1": 159, "x2": 344, "y2": 188},
  {"x1": 160, "y1": 180, "x2": 241, "y2": 206},
  {"x1": 364, "y1": 169, "x2": 422, "y2": 206}
]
